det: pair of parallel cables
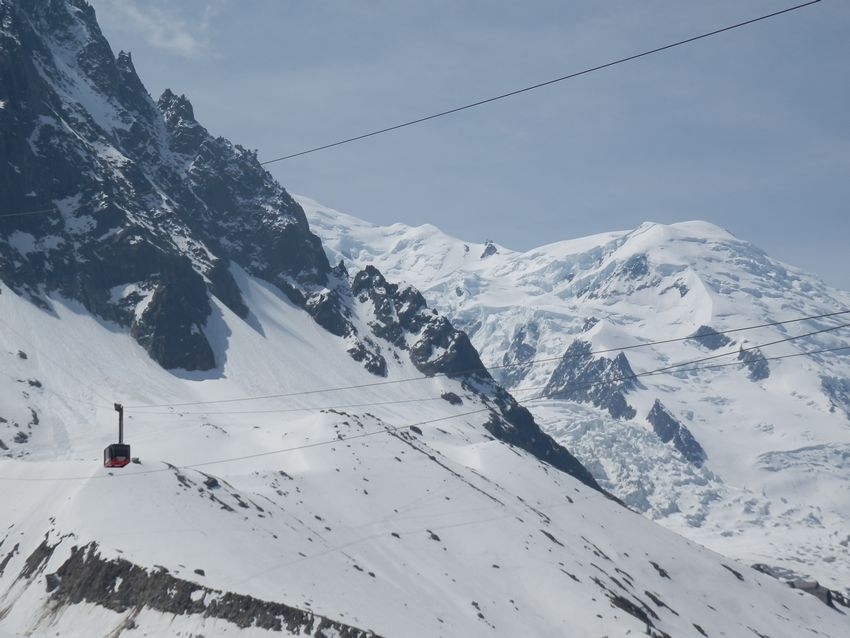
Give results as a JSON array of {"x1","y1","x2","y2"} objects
[{"x1": 0, "y1": 309, "x2": 847, "y2": 480}]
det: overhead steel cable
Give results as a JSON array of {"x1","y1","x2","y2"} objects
[
  {"x1": 0, "y1": 206, "x2": 62, "y2": 219},
  {"x1": 524, "y1": 344, "x2": 850, "y2": 402},
  {"x1": 107, "y1": 343, "x2": 850, "y2": 448},
  {"x1": 0, "y1": 315, "x2": 113, "y2": 405},
  {"x1": 0, "y1": 187, "x2": 161, "y2": 220},
  {"x1": 258, "y1": 1, "x2": 821, "y2": 164},
  {"x1": 1, "y1": 342, "x2": 846, "y2": 482},
  {"x1": 124, "y1": 309, "x2": 850, "y2": 410},
  {"x1": 122, "y1": 321, "x2": 850, "y2": 417},
  {"x1": 119, "y1": 341, "x2": 850, "y2": 420},
  {"x1": 0, "y1": 2, "x2": 819, "y2": 185}
]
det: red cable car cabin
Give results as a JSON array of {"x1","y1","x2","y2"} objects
[
  {"x1": 104, "y1": 403, "x2": 131, "y2": 468},
  {"x1": 104, "y1": 443, "x2": 131, "y2": 467}
]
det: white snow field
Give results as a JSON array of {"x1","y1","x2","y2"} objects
[
  {"x1": 0, "y1": 0, "x2": 846, "y2": 633},
  {"x1": 301, "y1": 196, "x2": 850, "y2": 594},
  {"x1": 1, "y1": 269, "x2": 847, "y2": 637}
]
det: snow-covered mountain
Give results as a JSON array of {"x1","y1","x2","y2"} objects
[
  {"x1": 301, "y1": 197, "x2": 850, "y2": 594},
  {"x1": 4, "y1": 287, "x2": 847, "y2": 638},
  {"x1": 1, "y1": 1, "x2": 848, "y2": 636}
]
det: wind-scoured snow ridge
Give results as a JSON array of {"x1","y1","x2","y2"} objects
[{"x1": 301, "y1": 196, "x2": 850, "y2": 593}]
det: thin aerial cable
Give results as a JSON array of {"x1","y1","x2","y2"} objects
[
  {"x1": 0, "y1": 188, "x2": 157, "y2": 220},
  {"x1": 228, "y1": 494, "x2": 580, "y2": 588},
  {"x1": 258, "y1": 1, "x2": 821, "y2": 164},
  {"x1": 0, "y1": 206, "x2": 60, "y2": 219},
  {"x1": 1, "y1": 342, "x2": 846, "y2": 482},
  {"x1": 608, "y1": 321, "x2": 850, "y2": 383},
  {"x1": 133, "y1": 340, "x2": 850, "y2": 419},
  {"x1": 0, "y1": 369, "x2": 107, "y2": 408},
  {"x1": 523, "y1": 344, "x2": 850, "y2": 402},
  {"x1": 0, "y1": 315, "x2": 113, "y2": 405},
  {"x1": 125, "y1": 309, "x2": 850, "y2": 409}
]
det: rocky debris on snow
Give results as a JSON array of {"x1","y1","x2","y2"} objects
[{"x1": 752, "y1": 563, "x2": 850, "y2": 610}]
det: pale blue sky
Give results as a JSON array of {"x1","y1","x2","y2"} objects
[{"x1": 90, "y1": 0, "x2": 849, "y2": 289}]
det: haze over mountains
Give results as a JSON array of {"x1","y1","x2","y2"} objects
[{"x1": 0, "y1": 1, "x2": 848, "y2": 636}]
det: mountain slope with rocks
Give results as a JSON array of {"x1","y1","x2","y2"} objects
[
  {"x1": 0, "y1": 1, "x2": 848, "y2": 636},
  {"x1": 301, "y1": 196, "x2": 850, "y2": 594}
]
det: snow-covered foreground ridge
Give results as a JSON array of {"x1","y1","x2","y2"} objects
[
  {"x1": 301, "y1": 196, "x2": 850, "y2": 594},
  {"x1": 0, "y1": 279, "x2": 847, "y2": 638}
]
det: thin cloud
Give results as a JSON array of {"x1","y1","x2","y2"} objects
[{"x1": 94, "y1": 0, "x2": 225, "y2": 58}]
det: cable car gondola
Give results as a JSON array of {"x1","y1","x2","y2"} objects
[{"x1": 104, "y1": 403, "x2": 131, "y2": 468}]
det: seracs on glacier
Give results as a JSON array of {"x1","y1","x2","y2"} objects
[{"x1": 301, "y1": 196, "x2": 850, "y2": 594}]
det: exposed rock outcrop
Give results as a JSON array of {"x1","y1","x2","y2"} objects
[
  {"x1": 688, "y1": 325, "x2": 732, "y2": 351},
  {"x1": 544, "y1": 340, "x2": 639, "y2": 419},
  {"x1": 21, "y1": 539, "x2": 379, "y2": 637},
  {"x1": 647, "y1": 400, "x2": 706, "y2": 467}
]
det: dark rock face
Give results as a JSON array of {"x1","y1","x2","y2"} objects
[
  {"x1": 481, "y1": 392, "x2": 607, "y2": 496},
  {"x1": 0, "y1": 0, "x2": 604, "y2": 500},
  {"x1": 544, "y1": 340, "x2": 638, "y2": 419},
  {"x1": 738, "y1": 347, "x2": 770, "y2": 381},
  {"x1": 689, "y1": 325, "x2": 732, "y2": 351},
  {"x1": 0, "y1": 0, "x2": 329, "y2": 370},
  {"x1": 129, "y1": 257, "x2": 215, "y2": 371},
  {"x1": 441, "y1": 392, "x2": 462, "y2": 405},
  {"x1": 25, "y1": 540, "x2": 378, "y2": 637},
  {"x1": 581, "y1": 317, "x2": 599, "y2": 332},
  {"x1": 822, "y1": 376, "x2": 850, "y2": 421},
  {"x1": 499, "y1": 323, "x2": 538, "y2": 386},
  {"x1": 646, "y1": 400, "x2": 706, "y2": 466},
  {"x1": 620, "y1": 253, "x2": 649, "y2": 279},
  {"x1": 347, "y1": 340, "x2": 387, "y2": 377},
  {"x1": 350, "y1": 265, "x2": 485, "y2": 380},
  {"x1": 350, "y1": 266, "x2": 606, "y2": 494},
  {"x1": 480, "y1": 240, "x2": 497, "y2": 259},
  {"x1": 409, "y1": 316, "x2": 483, "y2": 378},
  {"x1": 353, "y1": 265, "x2": 429, "y2": 347}
]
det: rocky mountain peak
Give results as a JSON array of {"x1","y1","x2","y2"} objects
[
  {"x1": 158, "y1": 88, "x2": 197, "y2": 124},
  {"x1": 0, "y1": 1, "x2": 606, "y2": 509},
  {"x1": 115, "y1": 49, "x2": 142, "y2": 87}
]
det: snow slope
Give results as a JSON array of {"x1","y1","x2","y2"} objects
[
  {"x1": 0, "y1": 2, "x2": 847, "y2": 634},
  {"x1": 301, "y1": 196, "x2": 850, "y2": 593},
  {"x1": 1, "y1": 272, "x2": 847, "y2": 637}
]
